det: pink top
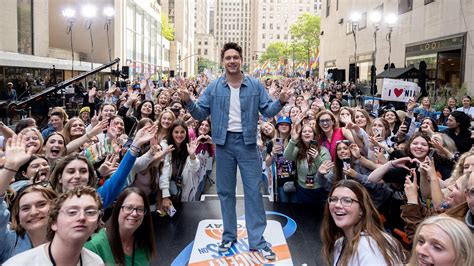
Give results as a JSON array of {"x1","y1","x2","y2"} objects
[{"x1": 320, "y1": 127, "x2": 344, "y2": 161}]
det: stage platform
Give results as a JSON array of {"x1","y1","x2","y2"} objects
[{"x1": 152, "y1": 198, "x2": 324, "y2": 265}]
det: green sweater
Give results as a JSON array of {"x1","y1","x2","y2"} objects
[
  {"x1": 85, "y1": 228, "x2": 150, "y2": 266},
  {"x1": 283, "y1": 138, "x2": 331, "y2": 189}
]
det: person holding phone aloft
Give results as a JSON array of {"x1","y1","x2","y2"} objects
[{"x1": 283, "y1": 114, "x2": 331, "y2": 206}]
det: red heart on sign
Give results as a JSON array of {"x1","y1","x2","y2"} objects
[{"x1": 394, "y1": 88, "x2": 404, "y2": 97}]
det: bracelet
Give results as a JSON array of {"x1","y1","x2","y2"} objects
[
  {"x1": 2, "y1": 166, "x2": 18, "y2": 173},
  {"x1": 355, "y1": 156, "x2": 361, "y2": 159},
  {"x1": 130, "y1": 144, "x2": 141, "y2": 151},
  {"x1": 389, "y1": 161, "x2": 395, "y2": 168},
  {"x1": 86, "y1": 133, "x2": 92, "y2": 140}
]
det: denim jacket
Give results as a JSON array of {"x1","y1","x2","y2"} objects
[{"x1": 185, "y1": 74, "x2": 283, "y2": 145}]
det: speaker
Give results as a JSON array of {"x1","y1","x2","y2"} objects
[
  {"x1": 121, "y1": 66, "x2": 129, "y2": 79},
  {"x1": 305, "y1": 71, "x2": 310, "y2": 79},
  {"x1": 170, "y1": 70, "x2": 175, "y2": 77},
  {"x1": 349, "y1": 64, "x2": 359, "y2": 82},
  {"x1": 334, "y1": 69, "x2": 345, "y2": 82}
]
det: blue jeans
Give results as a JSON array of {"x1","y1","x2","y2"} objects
[{"x1": 216, "y1": 132, "x2": 267, "y2": 250}]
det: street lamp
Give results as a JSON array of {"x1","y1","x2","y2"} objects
[
  {"x1": 103, "y1": 7, "x2": 114, "y2": 62},
  {"x1": 384, "y1": 13, "x2": 397, "y2": 72},
  {"x1": 350, "y1": 12, "x2": 361, "y2": 82},
  {"x1": 82, "y1": 5, "x2": 97, "y2": 70},
  {"x1": 62, "y1": 8, "x2": 76, "y2": 73},
  {"x1": 369, "y1": 10, "x2": 382, "y2": 95}
]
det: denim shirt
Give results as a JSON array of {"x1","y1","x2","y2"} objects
[{"x1": 185, "y1": 74, "x2": 283, "y2": 145}]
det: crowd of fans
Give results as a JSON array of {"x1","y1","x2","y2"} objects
[{"x1": 0, "y1": 72, "x2": 473, "y2": 265}]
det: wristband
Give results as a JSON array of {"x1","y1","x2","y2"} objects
[{"x1": 2, "y1": 166, "x2": 18, "y2": 173}]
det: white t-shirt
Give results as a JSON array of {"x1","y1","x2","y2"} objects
[
  {"x1": 227, "y1": 85, "x2": 242, "y2": 132},
  {"x1": 456, "y1": 106, "x2": 474, "y2": 119},
  {"x1": 3, "y1": 243, "x2": 104, "y2": 266},
  {"x1": 332, "y1": 234, "x2": 398, "y2": 265}
]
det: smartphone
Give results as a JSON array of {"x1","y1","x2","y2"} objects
[
  {"x1": 428, "y1": 148, "x2": 436, "y2": 159},
  {"x1": 167, "y1": 205, "x2": 177, "y2": 217},
  {"x1": 373, "y1": 128, "x2": 382, "y2": 138},
  {"x1": 275, "y1": 138, "x2": 283, "y2": 145},
  {"x1": 305, "y1": 175, "x2": 315, "y2": 188},
  {"x1": 402, "y1": 117, "x2": 412, "y2": 132},
  {"x1": 342, "y1": 158, "x2": 351, "y2": 170},
  {"x1": 310, "y1": 140, "x2": 318, "y2": 149}
]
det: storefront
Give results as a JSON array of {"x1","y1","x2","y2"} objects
[{"x1": 405, "y1": 34, "x2": 465, "y2": 96}]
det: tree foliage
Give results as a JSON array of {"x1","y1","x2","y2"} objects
[
  {"x1": 259, "y1": 13, "x2": 320, "y2": 68},
  {"x1": 161, "y1": 14, "x2": 175, "y2": 41},
  {"x1": 259, "y1": 42, "x2": 286, "y2": 65},
  {"x1": 290, "y1": 12, "x2": 321, "y2": 54}
]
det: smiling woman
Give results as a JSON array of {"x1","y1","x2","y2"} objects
[
  {"x1": 85, "y1": 187, "x2": 156, "y2": 265},
  {"x1": 408, "y1": 216, "x2": 473, "y2": 266},
  {"x1": 321, "y1": 180, "x2": 405, "y2": 265}
]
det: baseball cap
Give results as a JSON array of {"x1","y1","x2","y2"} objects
[{"x1": 276, "y1": 116, "x2": 292, "y2": 127}]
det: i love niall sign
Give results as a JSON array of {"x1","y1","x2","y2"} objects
[{"x1": 382, "y1": 78, "x2": 420, "y2": 102}]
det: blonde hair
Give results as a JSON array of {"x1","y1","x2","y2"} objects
[
  {"x1": 408, "y1": 216, "x2": 473, "y2": 266},
  {"x1": 450, "y1": 151, "x2": 474, "y2": 182}
]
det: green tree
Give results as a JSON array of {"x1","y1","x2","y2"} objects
[
  {"x1": 197, "y1": 57, "x2": 218, "y2": 73},
  {"x1": 290, "y1": 13, "x2": 320, "y2": 69},
  {"x1": 259, "y1": 42, "x2": 287, "y2": 65},
  {"x1": 161, "y1": 14, "x2": 175, "y2": 41}
]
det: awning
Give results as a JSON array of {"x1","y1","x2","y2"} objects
[{"x1": 375, "y1": 66, "x2": 419, "y2": 79}]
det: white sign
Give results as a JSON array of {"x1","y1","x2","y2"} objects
[
  {"x1": 189, "y1": 219, "x2": 292, "y2": 265},
  {"x1": 382, "y1": 78, "x2": 420, "y2": 102}
]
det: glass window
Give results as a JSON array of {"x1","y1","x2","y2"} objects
[
  {"x1": 399, "y1": 0, "x2": 413, "y2": 14},
  {"x1": 17, "y1": 0, "x2": 33, "y2": 55},
  {"x1": 136, "y1": 11, "x2": 142, "y2": 34},
  {"x1": 126, "y1": 30, "x2": 135, "y2": 61}
]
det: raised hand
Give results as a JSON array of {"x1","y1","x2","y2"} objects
[
  {"x1": 307, "y1": 147, "x2": 319, "y2": 159},
  {"x1": 291, "y1": 123, "x2": 302, "y2": 141},
  {"x1": 133, "y1": 124, "x2": 158, "y2": 147},
  {"x1": 90, "y1": 119, "x2": 108, "y2": 137},
  {"x1": 97, "y1": 153, "x2": 118, "y2": 178},
  {"x1": 318, "y1": 160, "x2": 334, "y2": 175},
  {"x1": 407, "y1": 98, "x2": 417, "y2": 112},
  {"x1": 187, "y1": 139, "x2": 199, "y2": 157},
  {"x1": 4, "y1": 134, "x2": 33, "y2": 170},
  {"x1": 349, "y1": 143, "x2": 361, "y2": 158},
  {"x1": 279, "y1": 80, "x2": 298, "y2": 104},
  {"x1": 404, "y1": 169, "x2": 418, "y2": 203},
  {"x1": 90, "y1": 110, "x2": 101, "y2": 127}
]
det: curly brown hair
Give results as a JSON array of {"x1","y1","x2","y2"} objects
[{"x1": 47, "y1": 186, "x2": 102, "y2": 240}]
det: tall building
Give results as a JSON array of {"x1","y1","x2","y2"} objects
[
  {"x1": 319, "y1": 0, "x2": 474, "y2": 95},
  {"x1": 250, "y1": 0, "x2": 322, "y2": 70},
  {"x1": 213, "y1": 0, "x2": 252, "y2": 71},
  {"x1": 0, "y1": 0, "x2": 170, "y2": 96},
  {"x1": 195, "y1": 0, "x2": 219, "y2": 72},
  {"x1": 162, "y1": 0, "x2": 195, "y2": 77}
]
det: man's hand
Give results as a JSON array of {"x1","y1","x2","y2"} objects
[{"x1": 279, "y1": 80, "x2": 298, "y2": 104}]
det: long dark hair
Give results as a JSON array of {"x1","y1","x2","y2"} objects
[
  {"x1": 296, "y1": 125, "x2": 320, "y2": 168},
  {"x1": 333, "y1": 141, "x2": 354, "y2": 182},
  {"x1": 321, "y1": 180, "x2": 405, "y2": 265},
  {"x1": 166, "y1": 120, "x2": 190, "y2": 176},
  {"x1": 106, "y1": 187, "x2": 156, "y2": 264},
  {"x1": 135, "y1": 100, "x2": 155, "y2": 121}
]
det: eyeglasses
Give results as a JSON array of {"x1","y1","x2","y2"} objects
[
  {"x1": 121, "y1": 205, "x2": 147, "y2": 215},
  {"x1": 319, "y1": 119, "x2": 333, "y2": 125},
  {"x1": 336, "y1": 140, "x2": 351, "y2": 145},
  {"x1": 328, "y1": 196, "x2": 359, "y2": 207},
  {"x1": 467, "y1": 188, "x2": 474, "y2": 198},
  {"x1": 59, "y1": 208, "x2": 101, "y2": 221}
]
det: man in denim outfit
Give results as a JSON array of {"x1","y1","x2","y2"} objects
[{"x1": 179, "y1": 42, "x2": 293, "y2": 260}]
